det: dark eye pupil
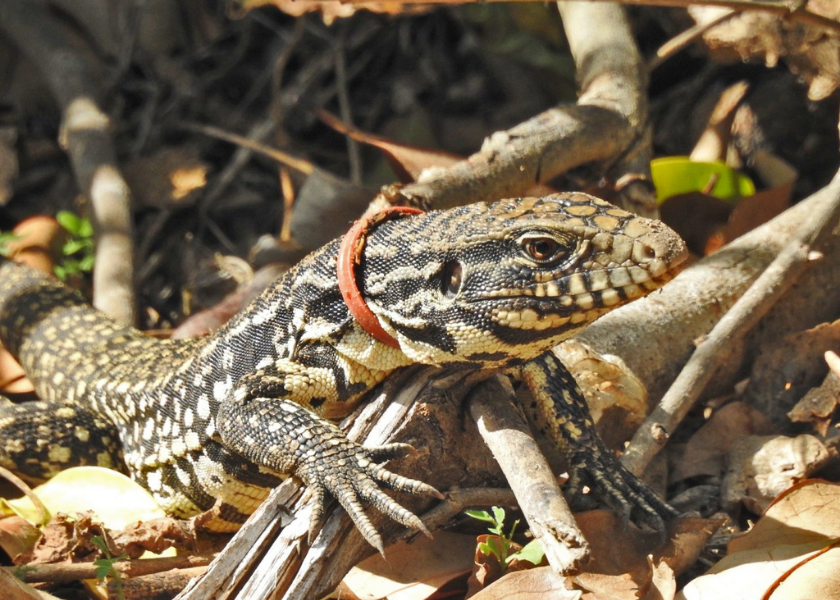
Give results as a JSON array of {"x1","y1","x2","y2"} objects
[
  {"x1": 527, "y1": 238, "x2": 557, "y2": 260},
  {"x1": 442, "y1": 261, "x2": 462, "y2": 298}
]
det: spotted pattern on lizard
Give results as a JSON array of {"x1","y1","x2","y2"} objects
[{"x1": 0, "y1": 193, "x2": 688, "y2": 552}]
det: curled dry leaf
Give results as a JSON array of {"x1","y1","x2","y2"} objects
[
  {"x1": 0, "y1": 515, "x2": 42, "y2": 561},
  {"x1": 679, "y1": 480, "x2": 840, "y2": 600},
  {"x1": 744, "y1": 320, "x2": 840, "y2": 427},
  {"x1": 788, "y1": 368, "x2": 840, "y2": 437},
  {"x1": 722, "y1": 435, "x2": 833, "y2": 514},
  {"x1": 554, "y1": 341, "x2": 648, "y2": 448},
  {"x1": 690, "y1": 3, "x2": 840, "y2": 101}
]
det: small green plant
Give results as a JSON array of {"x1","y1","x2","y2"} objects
[
  {"x1": 91, "y1": 535, "x2": 128, "y2": 600},
  {"x1": 55, "y1": 210, "x2": 95, "y2": 280},
  {"x1": 0, "y1": 231, "x2": 20, "y2": 257},
  {"x1": 465, "y1": 506, "x2": 545, "y2": 572}
]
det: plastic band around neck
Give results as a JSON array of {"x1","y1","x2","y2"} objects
[{"x1": 337, "y1": 206, "x2": 424, "y2": 349}]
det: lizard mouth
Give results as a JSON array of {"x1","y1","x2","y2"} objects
[{"x1": 477, "y1": 258, "x2": 687, "y2": 332}]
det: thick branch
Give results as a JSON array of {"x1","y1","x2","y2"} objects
[
  {"x1": 0, "y1": 0, "x2": 136, "y2": 323},
  {"x1": 365, "y1": 2, "x2": 651, "y2": 215},
  {"x1": 467, "y1": 376, "x2": 589, "y2": 574},
  {"x1": 622, "y1": 168, "x2": 840, "y2": 474}
]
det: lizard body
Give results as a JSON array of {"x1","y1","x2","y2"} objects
[{"x1": 0, "y1": 193, "x2": 687, "y2": 551}]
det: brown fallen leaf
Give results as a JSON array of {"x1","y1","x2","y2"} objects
[
  {"x1": 722, "y1": 435, "x2": 833, "y2": 514},
  {"x1": 744, "y1": 320, "x2": 840, "y2": 427},
  {"x1": 642, "y1": 557, "x2": 676, "y2": 600},
  {"x1": 678, "y1": 480, "x2": 840, "y2": 600},
  {"x1": 788, "y1": 367, "x2": 840, "y2": 437},
  {"x1": 469, "y1": 566, "x2": 577, "y2": 600},
  {"x1": 0, "y1": 515, "x2": 42, "y2": 562},
  {"x1": 672, "y1": 401, "x2": 773, "y2": 482},
  {"x1": 338, "y1": 530, "x2": 475, "y2": 600},
  {"x1": 318, "y1": 109, "x2": 462, "y2": 183}
]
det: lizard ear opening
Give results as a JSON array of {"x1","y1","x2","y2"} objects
[{"x1": 441, "y1": 260, "x2": 463, "y2": 299}]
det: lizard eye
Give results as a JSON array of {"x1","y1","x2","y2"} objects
[
  {"x1": 441, "y1": 260, "x2": 463, "y2": 298},
  {"x1": 519, "y1": 235, "x2": 568, "y2": 264}
]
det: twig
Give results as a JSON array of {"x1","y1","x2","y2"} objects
[
  {"x1": 6, "y1": 555, "x2": 212, "y2": 585},
  {"x1": 334, "y1": 24, "x2": 362, "y2": 185},
  {"x1": 0, "y1": 465, "x2": 47, "y2": 525},
  {"x1": 181, "y1": 121, "x2": 315, "y2": 177},
  {"x1": 364, "y1": 1, "x2": 650, "y2": 214},
  {"x1": 0, "y1": 0, "x2": 136, "y2": 324},
  {"x1": 648, "y1": 9, "x2": 739, "y2": 71},
  {"x1": 468, "y1": 376, "x2": 590, "y2": 574},
  {"x1": 622, "y1": 167, "x2": 840, "y2": 475}
]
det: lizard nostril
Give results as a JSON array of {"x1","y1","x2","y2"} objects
[{"x1": 634, "y1": 242, "x2": 657, "y2": 262}]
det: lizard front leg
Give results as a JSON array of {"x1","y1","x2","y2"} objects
[
  {"x1": 215, "y1": 364, "x2": 441, "y2": 553},
  {"x1": 513, "y1": 352, "x2": 678, "y2": 532}
]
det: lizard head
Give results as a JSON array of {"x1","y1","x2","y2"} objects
[{"x1": 360, "y1": 193, "x2": 688, "y2": 367}]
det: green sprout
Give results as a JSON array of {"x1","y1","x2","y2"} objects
[
  {"x1": 465, "y1": 506, "x2": 545, "y2": 573},
  {"x1": 55, "y1": 210, "x2": 95, "y2": 281},
  {"x1": 91, "y1": 535, "x2": 128, "y2": 600}
]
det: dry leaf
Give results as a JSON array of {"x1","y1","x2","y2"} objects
[
  {"x1": 555, "y1": 341, "x2": 648, "y2": 449},
  {"x1": 318, "y1": 110, "x2": 462, "y2": 183},
  {"x1": 642, "y1": 556, "x2": 676, "y2": 600},
  {"x1": 672, "y1": 401, "x2": 773, "y2": 482},
  {"x1": 0, "y1": 515, "x2": 42, "y2": 561},
  {"x1": 744, "y1": 320, "x2": 840, "y2": 426},
  {"x1": 339, "y1": 530, "x2": 475, "y2": 600},
  {"x1": 470, "y1": 567, "x2": 577, "y2": 600},
  {"x1": 722, "y1": 435, "x2": 832, "y2": 514},
  {"x1": 690, "y1": 3, "x2": 840, "y2": 101},
  {"x1": 679, "y1": 480, "x2": 840, "y2": 600}
]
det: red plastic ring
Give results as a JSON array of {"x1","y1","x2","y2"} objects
[{"x1": 337, "y1": 206, "x2": 424, "y2": 349}]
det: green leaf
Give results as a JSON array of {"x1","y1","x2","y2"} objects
[
  {"x1": 63, "y1": 239, "x2": 88, "y2": 255},
  {"x1": 79, "y1": 253, "x2": 95, "y2": 272},
  {"x1": 491, "y1": 506, "x2": 506, "y2": 527},
  {"x1": 507, "y1": 539, "x2": 545, "y2": 566},
  {"x1": 56, "y1": 210, "x2": 82, "y2": 234},
  {"x1": 465, "y1": 509, "x2": 496, "y2": 524},
  {"x1": 650, "y1": 157, "x2": 755, "y2": 204},
  {"x1": 484, "y1": 536, "x2": 503, "y2": 562},
  {"x1": 77, "y1": 217, "x2": 94, "y2": 238},
  {"x1": 0, "y1": 232, "x2": 21, "y2": 257},
  {"x1": 93, "y1": 558, "x2": 114, "y2": 579}
]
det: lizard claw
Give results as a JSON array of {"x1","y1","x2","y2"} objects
[
  {"x1": 569, "y1": 442, "x2": 678, "y2": 535},
  {"x1": 295, "y1": 438, "x2": 440, "y2": 554}
]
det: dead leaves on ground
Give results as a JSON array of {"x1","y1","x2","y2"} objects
[{"x1": 679, "y1": 480, "x2": 840, "y2": 600}]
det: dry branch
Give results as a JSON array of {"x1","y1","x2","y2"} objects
[
  {"x1": 570, "y1": 171, "x2": 840, "y2": 409},
  {"x1": 623, "y1": 168, "x2": 840, "y2": 474},
  {"x1": 336, "y1": 0, "x2": 840, "y2": 34},
  {"x1": 0, "y1": 0, "x2": 136, "y2": 323},
  {"x1": 363, "y1": 1, "x2": 655, "y2": 216},
  {"x1": 5, "y1": 555, "x2": 212, "y2": 585},
  {"x1": 467, "y1": 377, "x2": 590, "y2": 573}
]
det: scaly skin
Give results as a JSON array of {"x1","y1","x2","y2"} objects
[{"x1": 0, "y1": 193, "x2": 687, "y2": 552}]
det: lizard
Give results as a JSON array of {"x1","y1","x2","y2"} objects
[{"x1": 0, "y1": 192, "x2": 688, "y2": 553}]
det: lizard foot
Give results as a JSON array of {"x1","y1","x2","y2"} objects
[
  {"x1": 217, "y1": 396, "x2": 442, "y2": 554},
  {"x1": 300, "y1": 440, "x2": 443, "y2": 554},
  {"x1": 568, "y1": 442, "x2": 678, "y2": 534}
]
